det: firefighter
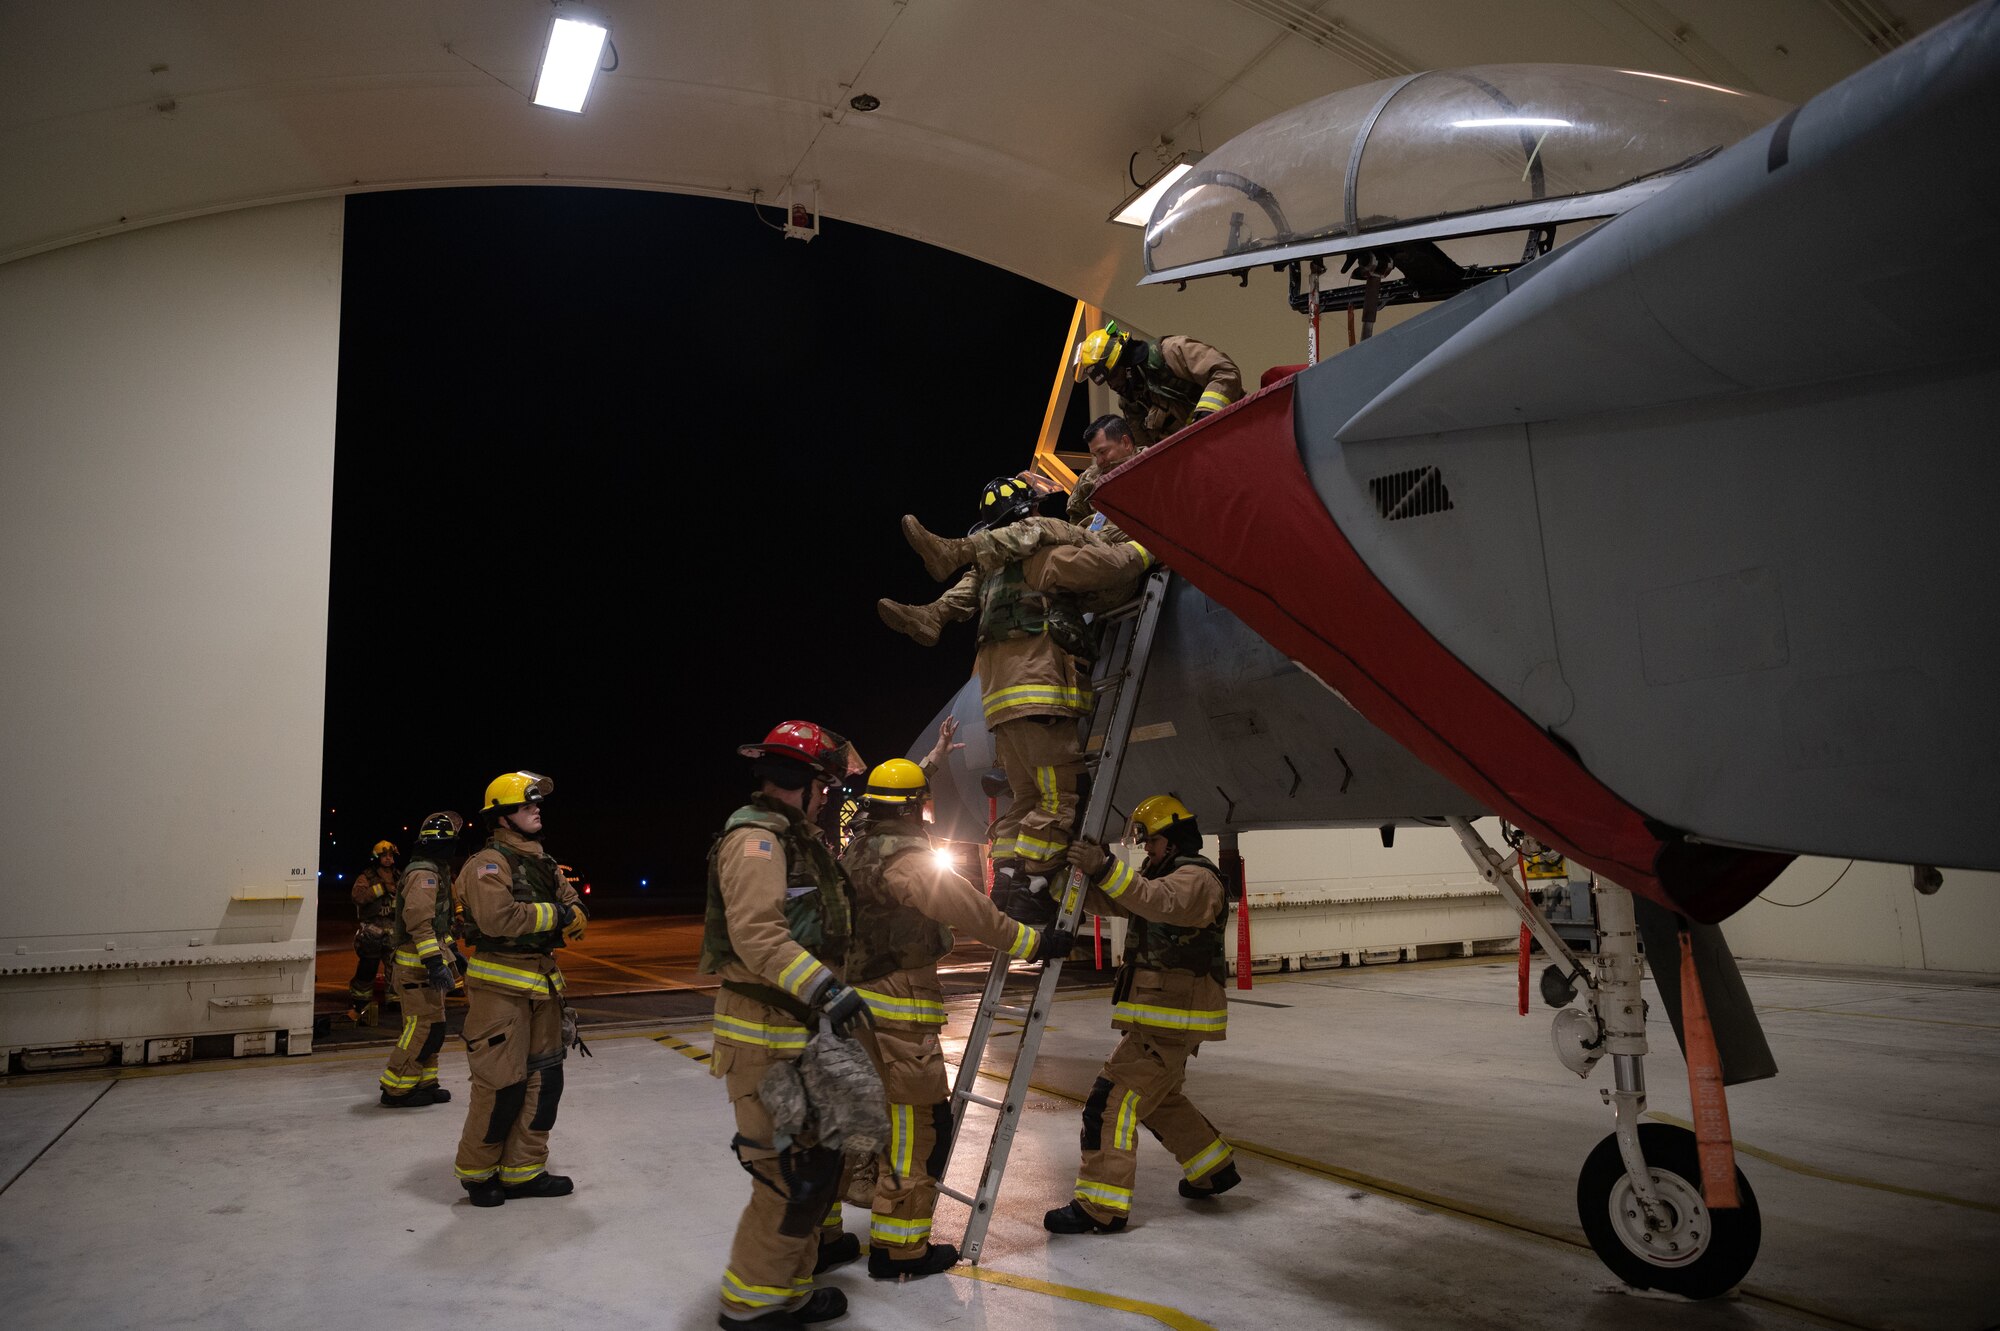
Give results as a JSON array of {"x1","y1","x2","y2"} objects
[
  {"x1": 706, "y1": 720, "x2": 873, "y2": 1327},
  {"x1": 1044, "y1": 794, "x2": 1241, "y2": 1234},
  {"x1": 878, "y1": 417, "x2": 1153, "y2": 648},
  {"x1": 377, "y1": 811, "x2": 464, "y2": 1107},
  {"x1": 842, "y1": 758, "x2": 1073, "y2": 1279},
  {"x1": 1073, "y1": 322, "x2": 1242, "y2": 447},
  {"x1": 451, "y1": 771, "x2": 586, "y2": 1207},
  {"x1": 909, "y1": 477, "x2": 1094, "y2": 925},
  {"x1": 347, "y1": 839, "x2": 401, "y2": 1023}
]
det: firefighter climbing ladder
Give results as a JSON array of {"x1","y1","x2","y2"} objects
[{"x1": 937, "y1": 566, "x2": 1173, "y2": 1263}]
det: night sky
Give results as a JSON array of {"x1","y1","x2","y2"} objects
[{"x1": 320, "y1": 187, "x2": 1083, "y2": 910}]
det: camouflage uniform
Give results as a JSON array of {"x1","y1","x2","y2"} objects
[{"x1": 1111, "y1": 334, "x2": 1243, "y2": 446}]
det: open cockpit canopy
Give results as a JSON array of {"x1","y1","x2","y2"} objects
[{"x1": 1140, "y1": 64, "x2": 1790, "y2": 287}]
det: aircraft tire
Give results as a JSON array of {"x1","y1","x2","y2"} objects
[{"x1": 1576, "y1": 1123, "x2": 1760, "y2": 1299}]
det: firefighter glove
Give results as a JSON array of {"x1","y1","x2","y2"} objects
[
  {"x1": 423, "y1": 956, "x2": 453, "y2": 992},
  {"x1": 1066, "y1": 839, "x2": 1108, "y2": 878},
  {"x1": 562, "y1": 907, "x2": 587, "y2": 944},
  {"x1": 554, "y1": 901, "x2": 577, "y2": 933},
  {"x1": 815, "y1": 982, "x2": 869, "y2": 1038},
  {"x1": 1031, "y1": 928, "x2": 1076, "y2": 964}
]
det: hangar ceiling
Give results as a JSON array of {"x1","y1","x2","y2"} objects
[{"x1": 0, "y1": 0, "x2": 1961, "y2": 370}]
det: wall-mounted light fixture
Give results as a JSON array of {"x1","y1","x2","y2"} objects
[
  {"x1": 1109, "y1": 151, "x2": 1203, "y2": 227},
  {"x1": 533, "y1": 9, "x2": 611, "y2": 114}
]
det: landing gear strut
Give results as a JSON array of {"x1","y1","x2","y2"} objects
[{"x1": 1446, "y1": 818, "x2": 1761, "y2": 1297}]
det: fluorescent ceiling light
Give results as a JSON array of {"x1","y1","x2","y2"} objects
[
  {"x1": 534, "y1": 14, "x2": 610, "y2": 113},
  {"x1": 1110, "y1": 158, "x2": 1198, "y2": 227},
  {"x1": 1451, "y1": 117, "x2": 1573, "y2": 129}
]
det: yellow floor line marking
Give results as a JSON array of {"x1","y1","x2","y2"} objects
[
  {"x1": 558, "y1": 947, "x2": 697, "y2": 990},
  {"x1": 950, "y1": 1264, "x2": 1215, "y2": 1330},
  {"x1": 1754, "y1": 1004, "x2": 2000, "y2": 1031},
  {"x1": 1644, "y1": 1112, "x2": 2000, "y2": 1215},
  {"x1": 652, "y1": 1033, "x2": 712, "y2": 1065},
  {"x1": 951, "y1": 1063, "x2": 1888, "y2": 1331}
]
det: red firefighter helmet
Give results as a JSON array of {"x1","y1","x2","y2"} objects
[{"x1": 738, "y1": 720, "x2": 848, "y2": 779}]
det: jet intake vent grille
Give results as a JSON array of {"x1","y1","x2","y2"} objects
[{"x1": 1369, "y1": 465, "x2": 1454, "y2": 521}]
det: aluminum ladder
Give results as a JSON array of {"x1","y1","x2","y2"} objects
[{"x1": 937, "y1": 566, "x2": 1172, "y2": 1263}]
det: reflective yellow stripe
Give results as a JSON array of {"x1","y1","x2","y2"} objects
[
  {"x1": 981, "y1": 683, "x2": 1094, "y2": 719},
  {"x1": 463, "y1": 957, "x2": 564, "y2": 996},
  {"x1": 990, "y1": 835, "x2": 1018, "y2": 858},
  {"x1": 397, "y1": 1014, "x2": 419, "y2": 1051},
  {"x1": 1128, "y1": 541, "x2": 1154, "y2": 568},
  {"x1": 1099, "y1": 860, "x2": 1136, "y2": 899},
  {"x1": 778, "y1": 951, "x2": 827, "y2": 998},
  {"x1": 1113, "y1": 1001, "x2": 1228, "y2": 1033},
  {"x1": 379, "y1": 1070, "x2": 423, "y2": 1090},
  {"x1": 455, "y1": 1165, "x2": 498, "y2": 1181},
  {"x1": 870, "y1": 1214, "x2": 933, "y2": 1244},
  {"x1": 1036, "y1": 765, "x2": 1059, "y2": 816},
  {"x1": 1182, "y1": 1137, "x2": 1233, "y2": 1181},
  {"x1": 1007, "y1": 923, "x2": 1037, "y2": 960},
  {"x1": 371, "y1": 884, "x2": 386, "y2": 898},
  {"x1": 1115, "y1": 1090, "x2": 1141, "y2": 1151},
  {"x1": 1016, "y1": 832, "x2": 1068, "y2": 858},
  {"x1": 721, "y1": 1269, "x2": 795, "y2": 1309},
  {"x1": 529, "y1": 902, "x2": 555, "y2": 931},
  {"x1": 393, "y1": 948, "x2": 424, "y2": 968},
  {"x1": 499, "y1": 1163, "x2": 544, "y2": 1182},
  {"x1": 1195, "y1": 389, "x2": 1232, "y2": 413},
  {"x1": 890, "y1": 1103, "x2": 915, "y2": 1177},
  {"x1": 415, "y1": 937, "x2": 442, "y2": 958},
  {"x1": 821, "y1": 1202, "x2": 843, "y2": 1228},
  {"x1": 855, "y1": 988, "x2": 946, "y2": 1025},
  {"x1": 1074, "y1": 1179, "x2": 1133, "y2": 1212},
  {"x1": 713, "y1": 1013, "x2": 809, "y2": 1050}
]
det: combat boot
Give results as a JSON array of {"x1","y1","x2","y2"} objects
[
  {"x1": 877, "y1": 598, "x2": 948, "y2": 647},
  {"x1": 868, "y1": 1241, "x2": 960, "y2": 1280},
  {"x1": 462, "y1": 1177, "x2": 506, "y2": 1208},
  {"x1": 501, "y1": 1171, "x2": 574, "y2": 1200},
  {"x1": 901, "y1": 514, "x2": 975, "y2": 581},
  {"x1": 1179, "y1": 1162, "x2": 1241, "y2": 1199},
  {"x1": 1043, "y1": 1201, "x2": 1126, "y2": 1234}
]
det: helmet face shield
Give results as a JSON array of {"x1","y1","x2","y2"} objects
[{"x1": 485, "y1": 770, "x2": 553, "y2": 812}]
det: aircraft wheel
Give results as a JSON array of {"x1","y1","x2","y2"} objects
[{"x1": 1576, "y1": 1123, "x2": 1759, "y2": 1299}]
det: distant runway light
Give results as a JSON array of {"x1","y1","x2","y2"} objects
[{"x1": 534, "y1": 13, "x2": 610, "y2": 114}]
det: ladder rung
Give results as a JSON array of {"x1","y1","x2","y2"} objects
[
  {"x1": 955, "y1": 1089, "x2": 1007, "y2": 1111},
  {"x1": 938, "y1": 1183, "x2": 976, "y2": 1207},
  {"x1": 989, "y1": 1004, "x2": 1032, "y2": 1020}
]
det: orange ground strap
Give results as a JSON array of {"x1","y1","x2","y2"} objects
[{"x1": 1679, "y1": 927, "x2": 1741, "y2": 1208}]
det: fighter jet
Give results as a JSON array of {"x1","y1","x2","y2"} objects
[{"x1": 911, "y1": 3, "x2": 1999, "y2": 1299}]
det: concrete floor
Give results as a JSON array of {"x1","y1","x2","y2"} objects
[{"x1": 1, "y1": 957, "x2": 1995, "y2": 1330}]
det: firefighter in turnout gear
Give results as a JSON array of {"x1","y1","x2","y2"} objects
[
  {"x1": 842, "y1": 758, "x2": 1073, "y2": 1280},
  {"x1": 1073, "y1": 323, "x2": 1242, "y2": 446},
  {"x1": 379, "y1": 811, "x2": 465, "y2": 1106},
  {"x1": 879, "y1": 418, "x2": 1154, "y2": 648},
  {"x1": 897, "y1": 477, "x2": 1095, "y2": 924},
  {"x1": 1045, "y1": 794, "x2": 1241, "y2": 1234},
  {"x1": 347, "y1": 839, "x2": 401, "y2": 1023},
  {"x1": 451, "y1": 771, "x2": 585, "y2": 1207},
  {"x1": 706, "y1": 720, "x2": 872, "y2": 1327}
]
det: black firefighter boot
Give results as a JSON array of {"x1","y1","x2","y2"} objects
[
  {"x1": 716, "y1": 1287, "x2": 848, "y2": 1329},
  {"x1": 462, "y1": 1176, "x2": 506, "y2": 1208},
  {"x1": 813, "y1": 1233, "x2": 860, "y2": 1273},
  {"x1": 501, "y1": 1170, "x2": 574, "y2": 1200},
  {"x1": 868, "y1": 1240, "x2": 960, "y2": 1280},
  {"x1": 1179, "y1": 1162, "x2": 1242, "y2": 1199},
  {"x1": 1043, "y1": 1201, "x2": 1127, "y2": 1234}
]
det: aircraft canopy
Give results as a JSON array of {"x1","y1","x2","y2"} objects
[{"x1": 1141, "y1": 64, "x2": 1790, "y2": 285}]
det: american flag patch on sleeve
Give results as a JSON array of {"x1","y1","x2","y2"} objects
[
  {"x1": 482, "y1": 862, "x2": 499, "y2": 874},
  {"x1": 743, "y1": 838, "x2": 773, "y2": 860}
]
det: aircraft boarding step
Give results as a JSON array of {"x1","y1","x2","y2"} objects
[{"x1": 939, "y1": 566, "x2": 1173, "y2": 1263}]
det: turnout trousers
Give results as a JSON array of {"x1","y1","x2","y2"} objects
[
  {"x1": 379, "y1": 962, "x2": 447, "y2": 1097},
  {"x1": 856, "y1": 1023, "x2": 954, "y2": 1264},
  {"x1": 714, "y1": 1041, "x2": 838, "y2": 1320},
  {"x1": 452, "y1": 982, "x2": 564, "y2": 1187},
  {"x1": 991, "y1": 715, "x2": 1084, "y2": 875},
  {"x1": 1072, "y1": 1030, "x2": 1234, "y2": 1224}
]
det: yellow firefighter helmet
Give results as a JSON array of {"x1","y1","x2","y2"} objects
[
  {"x1": 483, "y1": 770, "x2": 553, "y2": 812},
  {"x1": 371, "y1": 839, "x2": 397, "y2": 859},
  {"x1": 1072, "y1": 323, "x2": 1128, "y2": 383},
  {"x1": 862, "y1": 758, "x2": 929, "y2": 807},
  {"x1": 1130, "y1": 793, "x2": 1196, "y2": 842}
]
